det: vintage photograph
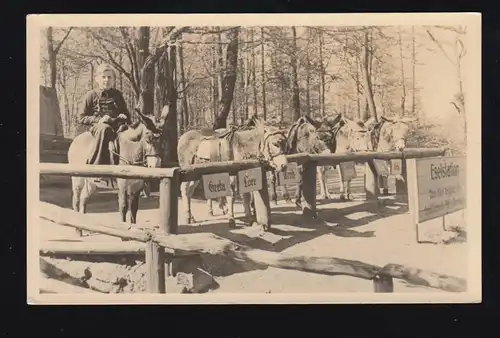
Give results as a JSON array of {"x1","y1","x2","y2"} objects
[{"x1": 27, "y1": 14, "x2": 481, "y2": 304}]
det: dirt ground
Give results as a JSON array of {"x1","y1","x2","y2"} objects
[{"x1": 38, "y1": 171, "x2": 467, "y2": 294}]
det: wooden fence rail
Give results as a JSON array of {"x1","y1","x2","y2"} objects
[{"x1": 38, "y1": 147, "x2": 459, "y2": 294}]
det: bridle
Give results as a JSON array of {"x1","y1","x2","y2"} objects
[
  {"x1": 259, "y1": 128, "x2": 288, "y2": 164},
  {"x1": 109, "y1": 125, "x2": 162, "y2": 167}
]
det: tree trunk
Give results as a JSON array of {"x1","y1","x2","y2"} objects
[
  {"x1": 290, "y1": 26, "x2": 301, "y2": 122},
  {"x1": 356, "y1": 56, "x2": 361, "y2": 120},
  {"x1": 411, "y1": 25, "x2": 416, "y2": 115},
  {"x1": 46, "y1": 27, "x2": 57, "y2": 89},
  {"x1": 119, "y1": 49, "x2": 123, "y2": 91},
  {"x1": 217, "y1": 29, "x2": 224, "y2": 111},
  {"x1": 318, "y1": 29, "x2": 325, "y2": 117},
  {"x1": 89, "y1": 62, "x2": 94, "y2": 89},
  {"x1": 398, "y1": 27, "x2": 407, "y2": 117},
  {"x1": 360, "y1": 29, "x2": 377, "y2": 122},
  {"x1": 243, "y1": 30, "x2": 249, "y2": 120},
  {"x1": 211, "y1": 43, "x2": 218, "y2": 122},
  {"x1": 260, "y1": 27, "x2": 267, "y2": 120},
  {"x1": 135, "y1": 27, "x2": 154, "y2": 116},
  {"x1": 250, "y1": 28, "x2": 258, "y2": 117},
  {"x1": 177, "y1": 38, "x2": 189, "y2": 132},
  {"x1": 213, "y1": 27, "x2": 240, "y2": 130},
  {"x1": 305, "y1": 31, "x2": 311, "y2": 116},
  {"x1": 162, "y1": 45, "x2": 178, "y2": 165}
]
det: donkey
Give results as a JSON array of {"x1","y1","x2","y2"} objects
[
  {"x1": 318, "y1": 116, "x2": 373, "y2": 201},
  {"x1": 363, "y1": 115, "x2": 416, "y2": 194},
  {"x1": 68, "y1": 109, "x2": 164, "y2": 236},
  {"x1": 177, "y1": 114, "x2": 289, "y2": 230},
  {"x1": 269, "y1": 115, "x2": 334, "y2": 207}
]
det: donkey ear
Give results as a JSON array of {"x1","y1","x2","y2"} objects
[
  {"x1": 135, "y1": 108, "x2": 158, "y2": 132},
  {"x1": 381, "y1": 116, "x2": 393, "y2": 123}
]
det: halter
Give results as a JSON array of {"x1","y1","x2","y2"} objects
[{"x1": 260, "y1": 130, "x2": 288, "y2": 159}]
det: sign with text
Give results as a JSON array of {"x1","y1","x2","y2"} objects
[
  {"x1": 202, "y1": 173, "x2": 232, "y2": 199},
  {"x1": 237, "y1": 167, "x2": 263, "y2": 194},
  {"x1": 278, "y1": 162, "x2": 300, "y2": 186},
  {"x1": 339, "y1": 161, "x2": 357, "y2": 181},
  {"x1": 407, "y1": 156, "x2": 466, "y2": 223},
  {"x1": 390, "y1": 159, "x2": 403, "y2": 176},
  {"x1": 373, "y1": 159, "x2": 390, "y2": 176}
]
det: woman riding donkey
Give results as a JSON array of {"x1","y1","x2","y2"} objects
[{"x1": 78, "y1": 63, "x2": 131, "y2": 186}]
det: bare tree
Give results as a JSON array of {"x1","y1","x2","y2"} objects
[
  {"x1": 46, "y1": 27, "x2": 73, "y2": 89},
  {"x1": 213, "y1": 27, "x2": 240, "y2": 129}
]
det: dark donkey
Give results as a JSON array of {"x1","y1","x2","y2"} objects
[
  {"x1": 269, "y1": 115, "x2": 335, "y2": 207},
  {"x1": 68, "y1": 108, "x2": 165, "y2": 235},
  {"x1": 177, "y1": 113, "x2": 289, "y2": 230}
]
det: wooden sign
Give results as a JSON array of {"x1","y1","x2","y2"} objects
[
  {"x1": 202, "y1": 173, "x2": 232, "y2": 199},
  {"x1": 373, "y1": 159, "x2": 390, "y2": 176},
  {"x1": 391, "y1": 159, "x2": 403, "y2": 176},
  {"x1": 339, "y1": 161, "x2": 357, "y2": 181},
  {"x1": 237, "y1": 167, "x2": 263, "y2": 194},
  {"x1": 407, "y1": 156, "x2": 466, "y2": 223},
  {"x1": 278, "y1": 162, "x2": 300, "y2": 186}
]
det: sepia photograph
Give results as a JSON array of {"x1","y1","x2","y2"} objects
[{"x1": 27, "y1": 13, "x2": 481, "y2": 304}]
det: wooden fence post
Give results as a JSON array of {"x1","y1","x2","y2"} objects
[
  {"x1": 253, "y1": 166, "x2": 271, "y2": 230},
  {"x1": 146, "y1": 240, "x2": 166, "y2": 293},
  {"x1": 159, "y1": 169, "x2": 179, "y2": 235},
  {"x1": 302, "y1": 161, "x2": 317, "y2": 218},
  {"x1": 364, "y1": 161, "x2": 379, "y2": 201},
  {"x1": 373, "y1": 273, "x2": 394, "y2": 293}
]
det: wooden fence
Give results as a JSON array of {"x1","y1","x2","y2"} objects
[{"x1": 38, "y1": 147, "x2": 467, "y2": 294}]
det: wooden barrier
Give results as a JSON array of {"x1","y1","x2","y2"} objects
[
  {"x1": 39, "y1": 201, "x2": 466, "y2": 293},
  {"x1": 38, "y1": 147, "x2": 451, "y2": 293}
]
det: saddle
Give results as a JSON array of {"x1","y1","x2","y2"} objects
[{"x1": 194, "y1": 128, "x2": 237, "y2": 163}]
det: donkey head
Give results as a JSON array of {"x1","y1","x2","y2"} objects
[
  {"x1": 120, "y1": 107, "x2": 167, "y2": 168},
  {"x1": 287, "y1": 115, "x2": 330, "y2": 155},
  {"x1": 245, "y1": 113, "x2": 289, "y2": 172},
  {"x1": 367, "y1": 116, "x2": 416, "y2": 151},
  {"x1": 337, "y1": 117, "x2": 373, "y2": 152}
]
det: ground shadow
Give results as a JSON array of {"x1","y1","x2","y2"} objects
[
  {"x1": 177, "y1": 197, "x2": 409, "y2": 257},
  {"x1": 40, "y1": 185, "x2": 161, "y2": 214}
]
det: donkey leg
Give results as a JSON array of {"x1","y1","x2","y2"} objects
[
  {"x1": 78, "y1": 180, "x2": 96, "y2": 236},
  {"x1": 219, "y1": 197, "x2": 228, "y2": 215},
  {"x1": 207, "y1": 199, "x2": 214, "y2": 216},
  {"x1": 270, "y1": 172, "x2": 279, "y2": 205},
  {"x1": 381, "y1": 175, "x2": 389, "y2": 195},
  {"x1": 71, "y1": 178, "x2": 83, "y2": 237},
  {"x1": 346, "y1": 179, "x2": 352, "y2": 200},
  {"x1": 318, "y1": 167, "x2": 330, "y2": 200},
  {"x1": 337, "y1": 166, "x2": 347, "y2": 201},
  {"x1": 227, "y1": 177, "x2": 237, "y2": 229},
  {"x1": 242, "y1": 192, "x2": 255, "y2": 226},
  {"x1": 180, "y1": 181, "x2": 196, "y2": 224},
  {"x1": 118, "y1": 187, "x2": 128, "y2": 223},
  {"x1": 129, "y1": 191, "x2": 141, "y2": 224}
]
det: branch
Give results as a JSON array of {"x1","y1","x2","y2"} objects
[
  {"x1": 54, "y1": 27, "x2": 73, "y2": 55},
  {"x1": 426, "y1": 29, "x2": 456, "y2": 65},
  {"x1": 91, "y1": 32, "x2": 136, "y2": 88}
]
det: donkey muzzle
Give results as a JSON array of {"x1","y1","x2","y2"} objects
[
  {"x1": 146, "y1": 155, "x2": 162, "y2": 168},
  {"x1": 272, "y1": 154, "x2": 288, "y2": 172}
]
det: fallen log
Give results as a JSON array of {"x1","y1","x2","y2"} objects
[
  {"x1": 379, "y1": 263, "x2": 467, "y2": 293},
  {"x1": 40, "y1": 257, "x2": 91, "y2": 289},
  {"x1": 39, "y1": 202, "x2": 467, "y2": 292},
  {"x1": 40, "y1": 240, "x2": 146, "y2": 256},
  {"x1": 40, "y1": 276, "x2": 99, "y2": 294}
]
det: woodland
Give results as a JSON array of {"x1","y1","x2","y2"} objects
[{"x1": 40, "y1": 25, "x2": 468, "y2": 164}]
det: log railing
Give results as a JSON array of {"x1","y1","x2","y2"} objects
[
  {"x1": 39, "y1": 202, "x2": 467, "y2": 294},
  {"x1": 38, "y1": 147, "x2": 458, "y2": 294}
]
